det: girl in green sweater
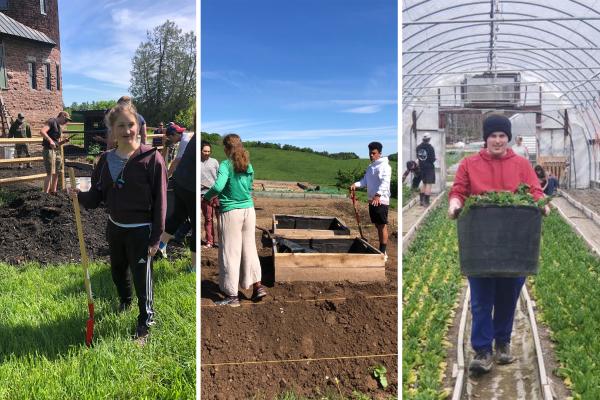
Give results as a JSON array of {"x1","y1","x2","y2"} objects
[{"x1": 203, "y1": 134, "x2": 267, "y2": 306}]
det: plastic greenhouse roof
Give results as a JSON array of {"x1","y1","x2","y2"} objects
[{"x1": 402, "y1": 0, "x2": 600, "y2": 112}]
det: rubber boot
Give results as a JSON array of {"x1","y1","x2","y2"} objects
[
  {"x1": 419, "y1": 192, "x2": 425, "y2": 206},
  {"x1": 424, "y1": 194, "x2": 431, "y2": 207}
]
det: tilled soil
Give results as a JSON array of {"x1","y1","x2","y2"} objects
[
  {"x1": 201, "y1": 197, "x2": 398, "y2": 399},
  {"x1": 0, "y1": 184, "x2": 109, "y2": 265},
  {"x1": 564, "y1": 188, "x2": 600, "y2": 214}
]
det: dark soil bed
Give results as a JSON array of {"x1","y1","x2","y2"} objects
[
  {"x1": 0, "y1": 184, "x2": 108, "y2": 265},
  {"x1": 201, "y1": 197, "x2": 398, "y2": 399},
  {"x1": 0, "y1": 182, "x2": 187, "y2": 265}
]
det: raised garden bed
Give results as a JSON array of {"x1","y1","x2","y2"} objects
[
  {"x1": 273, "y1": 214, "x2": 351, "y2": 239},
  {"x1": 273, "y1": 237, "x2": 385, "y2": 282}
]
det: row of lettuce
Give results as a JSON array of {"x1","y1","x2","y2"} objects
[{"x1": 403, "y1": 202, "x2": 600, "y2": 399}]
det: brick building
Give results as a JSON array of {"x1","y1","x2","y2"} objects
[{"x1": 0, "y1": 0, "x2": 63, "y2": 133}]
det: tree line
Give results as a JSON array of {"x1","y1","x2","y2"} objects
[{"x1": 65, "y1": 20, "x2": 195, "y2": 130}]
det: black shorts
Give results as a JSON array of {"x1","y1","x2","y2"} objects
[
  {"x1": 369, "y1": 204, "x2": 389, "y2": 225},
  {"x1": 421, "y1": 167, "x2": 436, "y2": 184}
]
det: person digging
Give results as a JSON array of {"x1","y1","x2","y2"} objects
[
  {"x1": 40, "y1": 111, "x2": 72, "y2": 194},
  {"x1": 350, "y1": 141, "x2": 392, "y2": 261}
]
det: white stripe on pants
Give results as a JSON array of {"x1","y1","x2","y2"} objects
[{"x1": 218, "y1": 207, "x2": 262, "y2": 296}]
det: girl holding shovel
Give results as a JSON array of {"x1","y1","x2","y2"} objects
[{"x1": 68, "y1": 102, "x2": 167, "y2": 342}]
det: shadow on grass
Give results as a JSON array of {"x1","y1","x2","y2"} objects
[
  {"x1": 61, "y1": 260, "x2": 185, "y2": 304},
  {"x1": 0, "y1": 314, "x2": 90, "y2": 362}
]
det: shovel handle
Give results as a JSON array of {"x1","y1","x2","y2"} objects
[
  {"x1": 350, "y1": 190, "x2": 365, "y2": 240},
  {"x1": 69, "y1": 169, "x2": 94, "y2": 309}
]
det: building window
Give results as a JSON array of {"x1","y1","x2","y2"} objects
[
  {"x1": 28, "y1": 62, "x2": 37, "y2": 89},
  {"x1": 0, "y1": 0, "x2": 8, "y2": 11},
  {"x1": 43, "y1": 63, "x2": 52, "y2": 90},
  {"x1": 0, "y1": 45, "x2": 7, "y2": 89},
  {"x1": 56, "y1": 65, "x2": 61, "y2": 91},
  {"x1": 40, "y1": 0, "x2": 47, "y2": 15}
]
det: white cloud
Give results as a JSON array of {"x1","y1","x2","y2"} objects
[
  {"x1": 342, "y1": 105, "x2": 382, "y2": 114},
  {"x1": 200, "y1": 119, "x2": 281, "y2": 133},
  {"x1": 61, "y1": 0, "x2": 195, "y2": 99},
  {"x1": 244, "y1": 125, "x2": 397, "y2": 141},
  {"x1": 284, "y1": 99, "x2": 396, "y2": 111}
]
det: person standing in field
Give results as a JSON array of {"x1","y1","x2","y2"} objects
[
  {"x1": 200, "y1": 140, "x2": 219, "y2": 248},
  {"x1": 448, "y1": 114, "x2": 549, "y2": 375},
  {"x1": 39, "y1": 111, "x2": 71, "y2": 194},
  {"x1": 350, "y1": 141, "x2": 392, "y2": 260},
  {"x1": 203, "y1": 134, "x2": 266, "y2": 307},
  {"x1": 69, "y1": 102, "x2": 167, "y2": 343},
  {"x1": 8, "y1": 113, "x2": 32, "y2": 169},
  {"x1": 416, "y1": 133, "x2": 436, "y2": 206}
]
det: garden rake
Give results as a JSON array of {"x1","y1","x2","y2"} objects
[
  {"x1": 350, "y1": 190, "x2": 366, "y2": 240},
  {"x1": 68, "y1": 168, "x2": 95, "y2": 347}
]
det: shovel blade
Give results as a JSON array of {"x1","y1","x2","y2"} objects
[{"x1": 85, "y1": 303, "x2": 95, "y2": 347}]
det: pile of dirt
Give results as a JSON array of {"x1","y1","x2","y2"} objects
[
  {"x1": 0, "y1": 185, "x2": 108, "y2": 265},
  {"x1": 201, "y1": 197, "x2": 398, "y2": 398}
]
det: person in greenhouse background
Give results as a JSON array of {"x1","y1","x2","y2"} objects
[
  {"x1": 447, "y1": 114, "x2": 550, "y2": 375},
  {"x1": 416, "y1": 133, "x2": 436, "y2": 206}
]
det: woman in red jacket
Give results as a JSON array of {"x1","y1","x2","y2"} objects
[{"x1": 448, "y1": 114, "x2": 549, "y2": 375}]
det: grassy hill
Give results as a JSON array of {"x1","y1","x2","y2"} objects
[{"x1": 209, "y1": 144, "x2": 398, "y2": 186}]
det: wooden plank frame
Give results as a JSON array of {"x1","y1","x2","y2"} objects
[
  {"x1": 273, "y1": 237, "x2": 386, "y2": 282},
  {"x1": 272, "y1": 214, "x2": 353, "y2": 239}
]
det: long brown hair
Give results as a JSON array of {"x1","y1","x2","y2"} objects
[{"x1": 223, "y1": 133, "x2": 249, "y2": 173}]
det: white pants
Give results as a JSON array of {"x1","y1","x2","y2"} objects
[{"x1": 218, "y1": 207, "x2": 262, "y2": 296}]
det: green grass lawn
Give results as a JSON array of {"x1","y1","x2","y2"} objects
[
  {"x1": 0, "y1": 257, "x2": 195, "y2": 399},
  {"x1": 210, "y1": 144, "x2": 398, "y2": 186}
]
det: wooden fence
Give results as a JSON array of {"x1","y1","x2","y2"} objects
[{"x1": 0, "y1": 134, "x2": 164, "y2": 187}]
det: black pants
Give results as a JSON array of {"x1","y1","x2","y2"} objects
[
  {"x1": 165, "y1": 181, "x2": 196, "y2": 252},
  {"x1": 107, "y1": 221, "x2": 154, "y2": 328}
]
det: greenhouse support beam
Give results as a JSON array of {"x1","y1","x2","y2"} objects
[
  {"x1": 404, "y1": 89, "x2": 600, "y2": 96},
  {"x1": 403, "y1": 47, "x2": 600, "y2": 54},
  {"x1": 404, "y1": 80, "x2": 600, "y2": 90},
  {"x1": 404, "y1": 67, "x2": 600, "y2": 77},
  {"x1": 403, "y1": 16, "x2": 600, "y2": 25}
]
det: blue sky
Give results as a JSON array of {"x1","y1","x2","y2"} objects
[
  {"x1": 58, "y1": 0, "x2": 196, "y2": 106},
  {"x1": 201, "y1": 0, "x2": 398, "y2": 157}
]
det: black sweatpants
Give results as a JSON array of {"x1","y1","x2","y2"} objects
[
  {"x1": 165, "y1": 181, "x2": 196, "y2": 252},
  {"x1": 107, "y1": 221, "x2": 154, "y2": 328}
]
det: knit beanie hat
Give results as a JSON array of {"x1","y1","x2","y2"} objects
[{"x1": 483, "y1": 115, "x2": 512, "y2": 142}]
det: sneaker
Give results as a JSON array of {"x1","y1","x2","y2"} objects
[
  {"x1": 215, "y1": 296, "x2": 240, "y2": 307},
  {"x1": 157, "y1": 242, "x2": 167, "y2": 259},
  {"x1": 118, "y1": 301, "x2": 132, "y2": 313},
  {"x1": 495, "y1": 342, "x2": 515, "y2": 365},
  {"x1": 134, "y1": 324, "x2": 150, "y2": 345},
  {"x1": 469, "y1": 350, "x2": 493, "y2": 375},
  {"x1": 251, "y1": 286, "x2": 267, "y2": 302},
  {"x1": 383, "y1": 252, "x2": 388, "y2": 262}
]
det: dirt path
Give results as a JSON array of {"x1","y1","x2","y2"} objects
[
  {"x1": 463, "y1": 296, "x2": 542, "y2": 399},
  {"x1": 200, "y1": 197, "x2": 398, "y2": 399}
]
